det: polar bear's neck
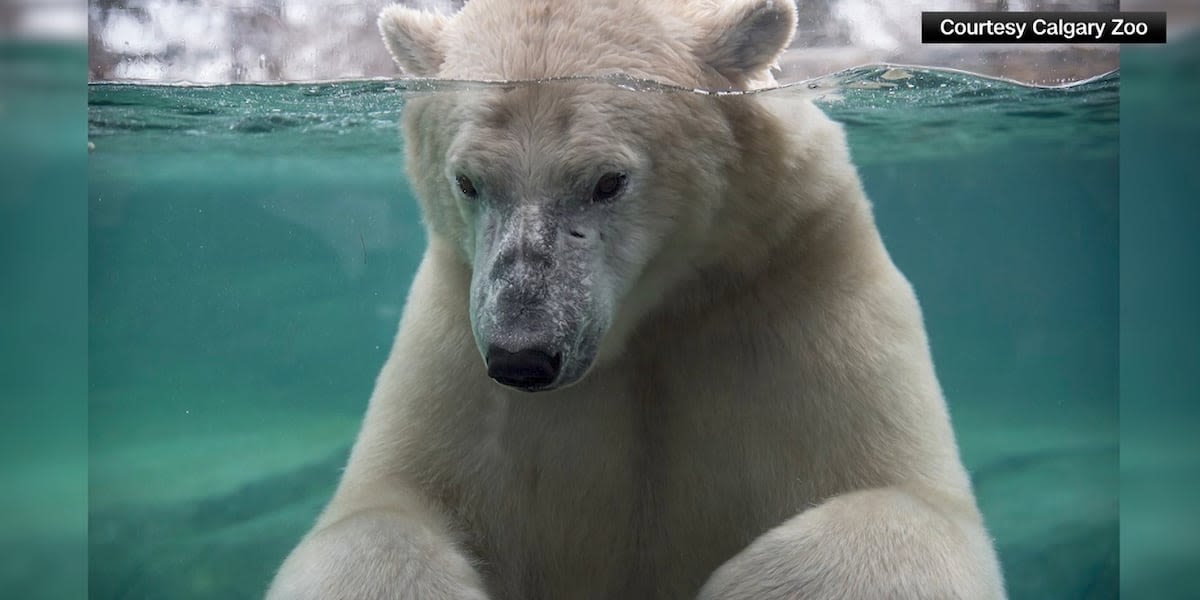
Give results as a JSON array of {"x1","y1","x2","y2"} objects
[{"x1": 612, "y1": 99, "x2": 888, "y2": 362}]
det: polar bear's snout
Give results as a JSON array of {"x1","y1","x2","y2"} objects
[
  {"x1": 468, "y1": 202, "x2": 616, "y2": 393},
  {"x1": 485, "y1": 345, "x2": 563, "y2": 390}
]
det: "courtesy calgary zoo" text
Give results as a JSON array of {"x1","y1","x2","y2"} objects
[{"x1": 921, "y1": 11, "x2": 1166, "y2": 44}]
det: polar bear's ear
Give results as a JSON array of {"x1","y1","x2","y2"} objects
[
  {"x1": 693, "y1": 0, "x2": 796, "y2": 84},
  {"x1": 378, "y1": 5, "x2": 449, "y2": 77}
]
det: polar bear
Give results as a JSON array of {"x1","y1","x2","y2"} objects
[{"x1": 266, "y1": 0, "x2": 1005, "y2": 598}]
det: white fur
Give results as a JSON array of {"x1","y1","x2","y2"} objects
[{"x1": 267, "y1": 1, "x2": 1006, "y2": 598}]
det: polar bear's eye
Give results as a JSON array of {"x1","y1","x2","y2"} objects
[
  {"x1": 592, "y1": 172, "x2": 627, "y2": 203},
  {"x1": 455, "y1": 175, "x2": 478, "y2": 199}
]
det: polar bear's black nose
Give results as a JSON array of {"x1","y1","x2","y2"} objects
[{"x1": 486, "y1": 346, "x2": 562, "y2": 391}]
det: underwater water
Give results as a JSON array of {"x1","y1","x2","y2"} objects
[
  {"x1": 83, "y1": 65, "x2": 1122, "y2": 599},
  {"x1": 0, "y1": 41, "x2": 88, "y2": 600},
  {"x1": 1117, "y1": 38, "x2": 1200, "y2": 599}
]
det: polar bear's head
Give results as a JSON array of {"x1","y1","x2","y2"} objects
[{"x1": 380, "y1": 0, "x2": 796, "y2": 392}]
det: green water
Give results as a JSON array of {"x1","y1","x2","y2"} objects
[
  {"x1": 84, "y1": 67, "x2": 1121, "y2": 599},
  {"x1": 1118, "y1": 37, "x2": 1200, "y2": 598},
  {"x1": 0, "y1": 42, "x2": 88, "y2": 600}
]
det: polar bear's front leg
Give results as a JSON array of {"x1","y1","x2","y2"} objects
[
  {"x1": 697, "y1": 486, "x2": 1005, "y2": 600},
  {"x1": 266, "y1": 505, "x2": 490, "y2": 600},
  {"x1": 264, "y1": 247, "x2": 491, "y2": 600}
]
